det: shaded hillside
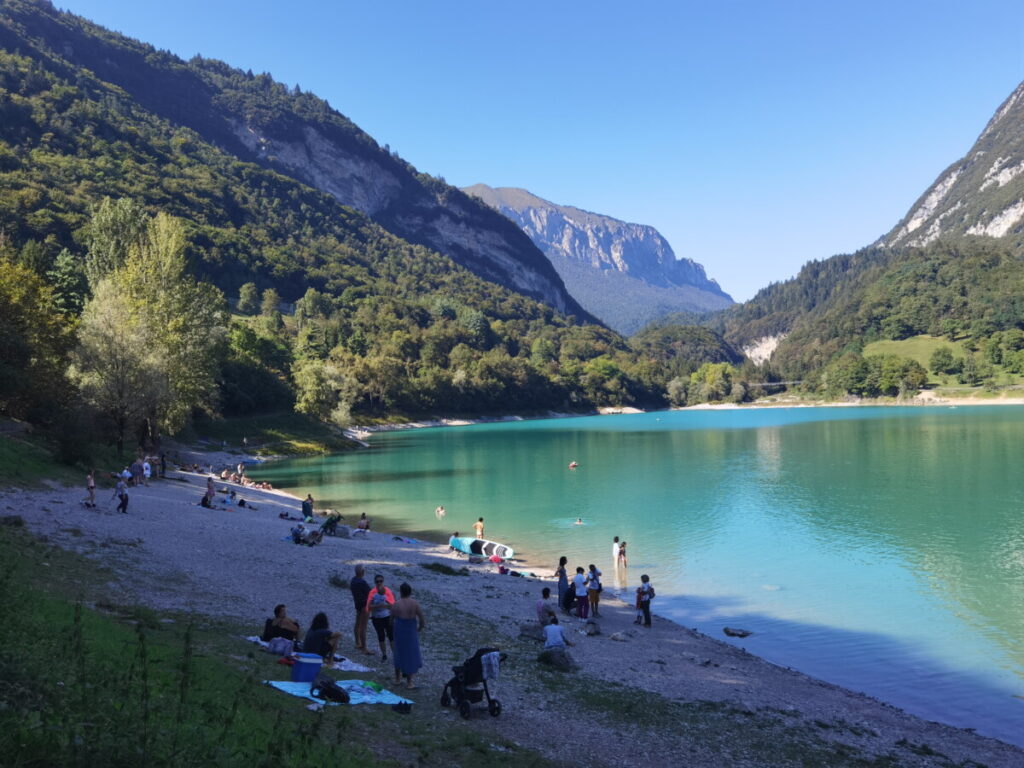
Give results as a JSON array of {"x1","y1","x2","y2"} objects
[
  {"x1": 630, "y1": 322, "x2": 742, "y2": 380},
  {"x1": 464, "y1": 184, "x2": 732, "y2": 333},
  {"x1": 0, "y1": 0, "x2": 591, "y2": 319}
]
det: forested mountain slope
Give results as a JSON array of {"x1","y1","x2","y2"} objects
[
  {"x1": 3, "y1": 0, "x2": 730, "y2": 435},
  {"x1": 711, "y1": 81, "x2": 1024, "y2": 386},
  {"x1": 465, "y1": 184, "x2": 732, "y2": 333},
  {"x1": 0, "y1": 0, "x2": 590, "y2": 319}
]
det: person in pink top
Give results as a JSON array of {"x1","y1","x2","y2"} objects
[{"x1": 365, "y1": 575, "x2": 396, "y2": 660}]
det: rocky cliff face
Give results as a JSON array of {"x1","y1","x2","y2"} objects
[
  {"x1": 463, "y1": 184, "x2": 732, "y2": 334},
  {"x1": 3, "y1": 3, "x2": 589, "y2": 320},
  {"x1": 882, "y1": 81, "x2": 1024, "y2": 252}
]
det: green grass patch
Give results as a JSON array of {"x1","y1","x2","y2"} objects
[
  {"x1": 0, "y1": 527, "x2": 553, "y2": 768},
  {"x1": 182, "y1": 411, "x2": 355, "y2": 456},
  {"x1": 0, "y1": 434, "x2": 81, "y2": 488},
  {"x1": 862, "y1": 335, "x2": 969, "y2": 382}
]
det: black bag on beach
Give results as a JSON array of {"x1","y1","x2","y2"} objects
[{"x1": 310, "y1": 675, "x2": 349, "y2": 703}]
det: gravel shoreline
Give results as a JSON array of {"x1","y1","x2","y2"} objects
[{"x1": 6, "y1": 458, "x2": 1023, "y2": 767}]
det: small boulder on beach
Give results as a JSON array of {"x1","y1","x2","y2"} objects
[{"x1": 724, "y1": 627, "x2": 753, "y2": 638}]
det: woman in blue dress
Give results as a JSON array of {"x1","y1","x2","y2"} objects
[
  {"x1": 555, "y1": 556, "x2": 569, "y2": 612},
  {"x1": 391, "y1": 582, "x2": 426, "y2": 689}
]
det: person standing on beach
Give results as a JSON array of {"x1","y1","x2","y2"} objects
[
  {"x1": 636, "y1": 574, "x2": 655, "y2": 627},
  {"x1": 84, "y1": 469, "x2": 96, "y2": 508},
  {"x1": 555, "y1": 556, "x2": 569, "y2": 611},
  {"x1": 349, "y1": 565, "x2": 371, "y2": 654},
  {"x1": 302, "y1": 494, "x2": 314, "y2": 519},
  {"x1": 587, "y1": 564, "x2": 603, "y2": 617},
  {"x1": 473, "y1": 517, "x2": 485, "y2": 539},
  {"x1": 612, "y1": 536, "x2": 621, "y2": 564},
  {"x1": 112, "y1": 477, "x2": 129, "y2": 514},
  {"x1": 365, "y1": 575, "x2": 395, "y2": 661},
  {"x1": 618, "y1": 541, "x2": 628, "y2": 567},
  {"x1": 391, "y1": 582, "x2": 426, "y2": 689},
  {"x1": 573, "y1": 566, "x2": 589, "y2": 618}
]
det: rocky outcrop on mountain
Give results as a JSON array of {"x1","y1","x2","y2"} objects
[
  {"x1": 882, "y1": 81, "x2": 1024, "y2": 253},
  {"x1": 0, "y1": 2, "x2": 589, "y2": 320},
  {"x1": 463, "y1": 184, "x2": 732, "y2": 334}
]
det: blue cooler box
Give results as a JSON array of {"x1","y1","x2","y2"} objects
[{"x1": 291, "y1": 653, "x2": 323, "y2": 682}]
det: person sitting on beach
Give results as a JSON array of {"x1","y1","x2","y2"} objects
[
  {"x1": 543, "y1": 616, "x2": 574, "y2": 649},
  {"x1": 290, "y1": 524, "x2": 323, "y2": 546},
  {"x1": 353, "y1": 512, "x2": 370, "y2": 536},
  {"x1": 536, "y1": 587, "x2": 557, "y2": 626},
  {"x1": 448, "y1": 532, "x2": 460, "y2": 550},
  {"x1": 303, "y1": 612, "x2": 342, "y2": 663},
  {"x1": 220, "y1": 468, "x2": 230, "y2": 480},
  {"x1": 265, "y1": 604, "x2": 300, "y2": 641}
]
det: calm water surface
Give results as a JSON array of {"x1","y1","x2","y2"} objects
[{"x1": 258, "y1": 406, "x2": 1024, "y2": 745}]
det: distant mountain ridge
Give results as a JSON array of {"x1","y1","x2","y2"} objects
[
  {"x1": 463, "y1": 184, "x2": 733, "y2": 334},
  {"x1": 882, "y1": 82, "x2": 1024, "y2": 253},
  {"x1": 0, "y1": 1, "x2": 590, "y2": 320}
]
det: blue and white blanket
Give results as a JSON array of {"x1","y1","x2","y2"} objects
[{"x1": 265, "y1": 679, "x2": 413, "y2": 706}]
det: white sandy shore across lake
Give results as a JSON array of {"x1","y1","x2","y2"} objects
[{"x1": 6, "y1": 454, "x2": 1024, "y2": 767}]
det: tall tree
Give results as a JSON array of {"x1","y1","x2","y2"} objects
[
  {"x1": 47, "y1": 248, "x2": 88, "y2": 316},
  {"x1": 0, "y1": 258, "x2": 73, "y2": 419},
  {"x1": 71, "y1": 209, "x2": 227, "y2": 446},
  {"x1": 83, "y1": 197, "x2": 150, "y2": 287},
  {"x1": 69, "y1": 279, "x2": 164, "y2": 452}
]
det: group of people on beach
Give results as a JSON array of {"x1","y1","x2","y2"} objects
[
  {"x1": 220, "y1": 461, "x2": 274, "y2": 491},
  {"x1": 551, "y1": 536, "x2": 654, "y2": 627},
  {"x1": 83, "y1": 454, "x2": 169, "y2": 514},
  {"x1": 263, "y1": 565, "x2": 427, "y2": 690}
]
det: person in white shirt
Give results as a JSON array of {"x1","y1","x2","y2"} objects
[
  {"x1": 612, "y1": 536, "x2": 621, "y2": 565},
  {"x1": 572, "y1": 567, "x2": 589, "y2": 618}
]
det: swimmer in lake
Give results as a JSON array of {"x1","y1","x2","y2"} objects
[
  {"x1": 574, "y1": 517, "x2": 583, "y2": 525},
  {"x1": 568, "y1": 461, "x2": 578, "y2": 469},
  {"x1": 435, "y1": 505, "x2": 446, "y2": 520}
]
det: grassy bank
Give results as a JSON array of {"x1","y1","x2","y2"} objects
[
  {"x1": 0, "y1": 526, "x2": 548, "y2": 767},
  {"x1": 182, "y1": 412, "x2": 356, "y2": 456}
]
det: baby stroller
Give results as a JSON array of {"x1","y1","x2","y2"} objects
[{"x1": 440, "y1": 647, "x2": 506, "y2": 719}]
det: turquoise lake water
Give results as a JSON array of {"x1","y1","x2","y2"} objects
[{"x1": 256, "y1": 406, "x2": 1024, "y2": 745}]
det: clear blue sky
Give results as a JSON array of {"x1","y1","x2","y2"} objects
[{"x1": 57, "y1": 1, "x2": 1023, "y2": 301}]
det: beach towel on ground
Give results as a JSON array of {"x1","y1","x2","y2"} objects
[{"x1": 265, "y1": 679, "x2": 412, "y2": 705}]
